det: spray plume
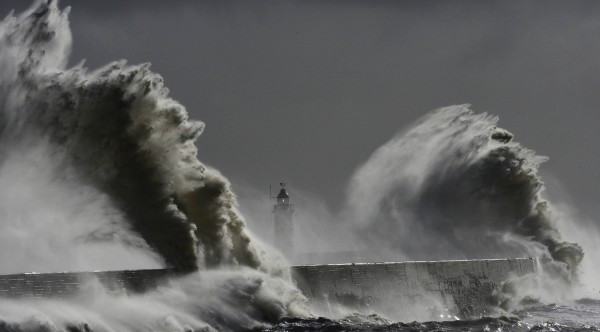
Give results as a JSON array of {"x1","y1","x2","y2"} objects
[
  {"x1": 346, "y1": 105, "x2": 583, "y2": 281},
  {"x1": 0, "y1": 1, "x2": 307, "y2": 330},
  {"x1": 0, "y1": 0, "x2": 274, "y2": 273},
  {"x1": 0, "y1": 0, "x2": 587, "y2": 329}
]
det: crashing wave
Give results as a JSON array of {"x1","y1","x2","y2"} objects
[
  {"x1": 346, "y1": 105, "x2": 583, "y2": 281},
  {"x1": 0, "y1": 1, "x2": 307, "y2": 330}
]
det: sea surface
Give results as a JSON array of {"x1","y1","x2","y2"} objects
[{"x1": 266, "y1": 299, "x2": 600, "y2": 331}]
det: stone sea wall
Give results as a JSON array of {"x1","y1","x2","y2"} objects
[
  {"x1": 0, "y1": 269, "x2": 174, "y2": 298},
  {"x1": 291, "y1": 258, "x2": 537, "y2": 318},
  {"x1": 0, "y1": 258, "x2": 537, "y2": 318}
]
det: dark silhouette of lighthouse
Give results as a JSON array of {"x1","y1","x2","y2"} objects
[{"x1": 273, "y1": 182, "x2": 294, "y2": 259}]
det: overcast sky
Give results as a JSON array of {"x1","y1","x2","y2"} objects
[{"x1": 2, "y1": 0, "x2": 600, "y2": 221}]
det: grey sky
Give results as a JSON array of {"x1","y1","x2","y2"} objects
[{"x1": 2, "y1": 0, "x2": 600, "y2": 221}]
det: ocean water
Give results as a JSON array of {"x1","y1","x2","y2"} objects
[
  {"x1": 267, "y1": 299, "x2": 600, "y2": 331},
  {"x1": 0, "y1": 2, "x2": 597, "y2": 331}
]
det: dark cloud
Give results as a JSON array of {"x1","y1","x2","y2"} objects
[{"x1": 1, "y1": 0, "x2": 599, "y2": 220}]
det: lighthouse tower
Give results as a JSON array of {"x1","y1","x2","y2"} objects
[{"x1": 273, "y1": 183, "x2": 294, "y2": 259}]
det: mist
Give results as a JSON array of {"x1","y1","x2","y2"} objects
[
  {"x1": 0, "y1": 269, "x2": 306, "y2": 331},
  {"x1": 0, "y1": 0, "x2": 598, "y2": 330},
  {"x1": 238, "y1": 105, "x2": 594, "y2": 296},
  {"x1": 0, "y1": 1, "x2": 308, "y2": 330}
]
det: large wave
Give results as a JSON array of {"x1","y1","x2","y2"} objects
[
  {"x1": 1, "y1": 0, "x2": 271, "y2": 273},
  {"x1": 0, "y1": 1, "x2": 307, "y2": 330},
  {"x1": 346, "y1": 105, "x2": 583, "y2": 281},
  {"x1": 0, "y1": 0, "x2": 586, "y2": 329}
]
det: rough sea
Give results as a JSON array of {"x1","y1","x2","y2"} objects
[
  {"x1": 267, "y1": 299, "x2": 600, "y2": 331},
  {"x1": 0, "y1": 2, "x2": 598, "y2": 331}
]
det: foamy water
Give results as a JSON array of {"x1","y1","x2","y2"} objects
[
  {"x1": 267, "y1": 300, "x2": 600, "y2": 332},
  {"x1": 0, "y1": 1, "x2": 596, "y2": 331},
  {"x1": 0, "y1": 1, "x2": 307, "y2": 330}
]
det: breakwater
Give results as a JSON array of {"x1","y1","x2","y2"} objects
[
  {"x1": 292, "y1": 258, "x2": 537, "y2": 318},
  {"x1": 0, "y1": 258, "x2": 537, "y2": 317},
  {"x1": 0, "y1": 269, "x2": 175, "y2": 298}
]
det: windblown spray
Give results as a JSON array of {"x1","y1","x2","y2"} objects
[
  {"x1": 1, "y1": 0, "x2": 271, "y2": 273},
  {"x1": 0, "y1": 1, "x2": 307, "y2": 330},
  {"x1": 0, "y1": 1, "x2": 588, "y2": 330},
  {"x1": 346, "y1": 105, "x2": 583, "y2": 281}
]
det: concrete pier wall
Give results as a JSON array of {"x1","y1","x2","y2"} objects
[
  {"x1": 0, "y1": 258, "x2": 537, "y2": 318},
  {"x1": 0, "y1": 269, "x2": 174, "y2": 298},
  {"x1": 291, "y1": 258, "x2": 537, "y2": 318}
]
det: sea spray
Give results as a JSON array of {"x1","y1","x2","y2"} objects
[
  {"x1": 0, "y1": 1, "x2": 162, "y2": 273},
  {"x1": 346, "y1": 105, "x2": 583, "y2": 282},
  {"x1": 0, "y1": 269, "x2": 307, "y2": 331},
  {"x1": 0, "y1": 0, "x2": 278, "y2": 273},
  {"x1": 0, "y1": 1, "x2": 589, "y2": 329},
  {"x1": 0, "y1": 1, "x2": 307, "y2": 330}
]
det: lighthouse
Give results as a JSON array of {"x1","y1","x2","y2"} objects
[{"x1": 273, "y1": 183, "x2": 294, "y2": 259}]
